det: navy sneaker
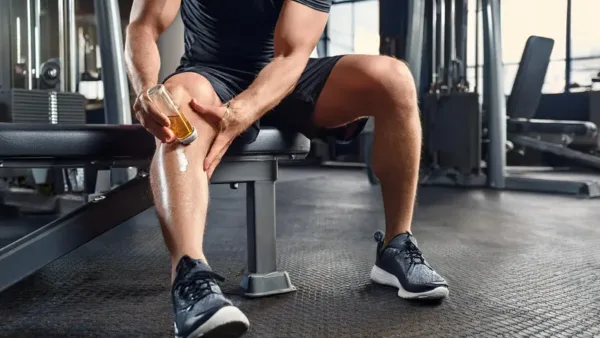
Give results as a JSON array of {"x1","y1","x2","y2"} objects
[
  {"x1": 172, "y1": 256, "x2": 249, "y2": 338},
  {"x1": 370, "y1": 231, "x2": 449, "y2": 300}
]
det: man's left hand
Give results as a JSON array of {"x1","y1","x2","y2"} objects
[{"x1": 189, "y1": 99, "x2": 254, "y2": 178}]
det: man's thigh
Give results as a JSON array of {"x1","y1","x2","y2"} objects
[
  {"x1": 163, "y1": 72, "x2": 222, "y2": 122},
  {"x1": 267, "y1": 55, "x2": 398, "y2": 142},
  {"x1": 263, "y1": 56, "x2": 357, "y2": 142},
  {"x1": 312, "y1": 54, "x2": 410, "y2": 130}
]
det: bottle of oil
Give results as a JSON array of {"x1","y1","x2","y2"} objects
[{"x1": 147, "y1": 84, "x2": 197, "y2": 145}]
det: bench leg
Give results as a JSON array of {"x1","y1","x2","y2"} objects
[{"x1": 241, "y1": 180, "x2": 296, "y2": 297}]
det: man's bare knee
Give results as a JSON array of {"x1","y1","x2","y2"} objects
[
  {"x1": 164, "y1": 73, "x2": 220, "y2": 107},
  {"x1": 153, "y1": 74, "x2": 221, "y2": 165},
  {"x1": 371, "y1": 56, "x2": 418, "y2": 121}
]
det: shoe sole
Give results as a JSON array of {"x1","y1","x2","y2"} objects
[
  {"x1": 179, "y1": 306, "x2": 250, "y2": 338},
  {"x1": 370, "y1": 265, "x2": 449, "y2": 300}
]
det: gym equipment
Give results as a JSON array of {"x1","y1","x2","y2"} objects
[
  {"x1": 590, "y1": 91, "x2": 600, "y2": 142},
  {"x1": 505, "y1": 37, "x2": 599, "y2": 170},
  {"x1": 94, "y1": 0, "x2": 130, "y2": 125},
  {"x1": 421, "y1": 0, "x2": 600, "y2": 197},
  {"x1": 0, "y1": 14, "x2": 84, "y2": 213},
  {"x1": 38, "y1": 59, "x2": 61, "y2": 90},
  {"x1": 429, "y1": 0, "x2": 469, "y2": 94},
  {"x1": 421, "y1": 35, "x2": 600, "y2": 190},
  {"x1": 0, "y1": 89, "x2": 86, "y2": 124},
  {"x1": 420, "y1": 91, "x2": 484, "y2": 186},
  {"x1": 482, "y1": 0, "x2": 600, "y2": 197},
  {"x1": 0, "y1": 0, "x2": 310, "y2": 298},
  {"x1": 420, "y1": 0, "x2": 483, "y2": 186},
  {"x1": 497, "y1": 37, "x2": 600, "y2": 195},
  {"x1": 0, "y1": 124, "x2": 310, "y2": 297}
]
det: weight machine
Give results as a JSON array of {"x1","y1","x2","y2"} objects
[{"x1": 418, "y1": 0, "x2": 600, "y2": 197}]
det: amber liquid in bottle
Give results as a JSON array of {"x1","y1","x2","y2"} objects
[
  {"x1": 169, "y1": 112, "x2": 195, "y2": 140},
  {"x1": 147, "y1": 84, "x2": 197, "y2": 144}
]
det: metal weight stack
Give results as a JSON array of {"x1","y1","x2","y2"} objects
[{"x1": 0, "y1": 89, "x2": 85, "y2": 124}]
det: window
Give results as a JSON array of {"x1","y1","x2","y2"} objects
[
  {"x1": 544, "y1": 60, "x2": 567, "y2": 93},
  {"x1": 501, "y1": 0, "x2": 567, "y2": 63},
  {"x1": 328, "y1": 3, "x2": 354, "y2": 56},
  {"x1": 327, "y1": 0, "x2": 379, "y2": 56},
  {"x1": 569, "y1": 0, "x2": 600, "y2": 91},
  {"x1": 351, "y1": 0, "x2": 379, "y2": 55},
  {"x1": 570, "y1": 58, "x2": 600, "y2": 89},
  {"x1": 501, "y1": 0, "x2": 567, "y2": 93},
  {"x1": 570, "y1": 0, "x2": 600, "y2": 58}
]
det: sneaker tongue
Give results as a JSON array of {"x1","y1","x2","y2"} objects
[
  {"x1": 387, "y1": 232, "x2": 418, "y2": 248},
  {"x1": 176, "y1": 256, "x2": 211, "y2": 277}
]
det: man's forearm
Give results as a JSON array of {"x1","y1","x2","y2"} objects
[
  {"x1": 125, "y1": 24, "x2": 161, "y2": 96},
  {"x1": 230, "y1": 55, "x2": 309, "y2": 121}
]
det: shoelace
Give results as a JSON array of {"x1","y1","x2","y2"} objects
[
  {"x1": 374, "y1": 231, "x2": 426, "y2": 266},
  {"x1": 175, "y1": 270, "x2": 225, "y2": 303},
  {"x1": 404, "y1": 240, "x2": 426, "y2": 266}
]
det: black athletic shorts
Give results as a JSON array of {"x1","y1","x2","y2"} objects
[{"x1": 165, "y1": 55, "x2": 368, "y2": 144}]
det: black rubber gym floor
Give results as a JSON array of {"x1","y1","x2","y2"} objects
[{"x1": 1, "y1": 167, "x2": 599, "y2": 337}]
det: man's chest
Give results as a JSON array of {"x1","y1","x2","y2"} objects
[{"x1": 186, "y1": 0, "x2": 285, "y2": 20}]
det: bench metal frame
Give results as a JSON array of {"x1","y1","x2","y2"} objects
[{"x1": 0, "y1": 156, "x2": 297, "y2": 296}]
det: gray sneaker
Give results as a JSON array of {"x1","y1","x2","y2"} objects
[
  {"x1": 370, "y1": 231, "x2": 449, "y2": 300},
  {"x1": 172, "y1": 256, "x2": 249, "y2": 338}
]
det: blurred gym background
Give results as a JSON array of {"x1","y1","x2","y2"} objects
[
  {"x1": 1, "y1": 1, "x2": 600, "y2": 337},
  {"x1": 2, "y1": 0, "x2": 599, "y2": 167}
]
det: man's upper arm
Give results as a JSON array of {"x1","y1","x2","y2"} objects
[
  {"x1": 274, "y1": 0, "x2": 332, "y2": 57},
  {"x1": 128, "y1": 0, "x2": 181, "y2": 38}
]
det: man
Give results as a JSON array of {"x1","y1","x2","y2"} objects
[{"x1": 125, "y1": 0, "x2": 449, "y2": 337}]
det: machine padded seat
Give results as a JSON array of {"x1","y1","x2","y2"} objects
[
  {"x1": 0, "y1": 123, "x2": 310, "y2": 160},
  {"x1": 507, "y1": 118, "x2": 598, "y2": 138}
]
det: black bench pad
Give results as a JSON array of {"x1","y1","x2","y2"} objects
[
  {"x1": 0, "y1": 123, "x2": 310, "y2": 160},
  {"x1": 508, "y1": 118, "x2": 598, "y2": 138}
]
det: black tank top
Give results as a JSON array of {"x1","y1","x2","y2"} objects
[{"x1": 179, "y1": 0, "x2": 331, "y2": 72}]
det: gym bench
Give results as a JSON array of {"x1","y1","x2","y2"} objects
[
  {"x1": 502, "y1": 36, "x2": 600, "y2": 196},
  {"x1": 0, "y1": 123, "x2": 310, "y2": 296}
]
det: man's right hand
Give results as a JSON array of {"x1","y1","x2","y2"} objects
[{"x1": 133, "y1": 89, "x2": 176, "y2": 143}]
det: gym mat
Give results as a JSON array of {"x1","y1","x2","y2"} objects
[{"x1": 0, "y1": 168, "x2": 599, "y2": 337}]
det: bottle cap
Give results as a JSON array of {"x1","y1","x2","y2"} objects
[{"x1": 178, "y1": 128, "x2": 198, "y2": 145}]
